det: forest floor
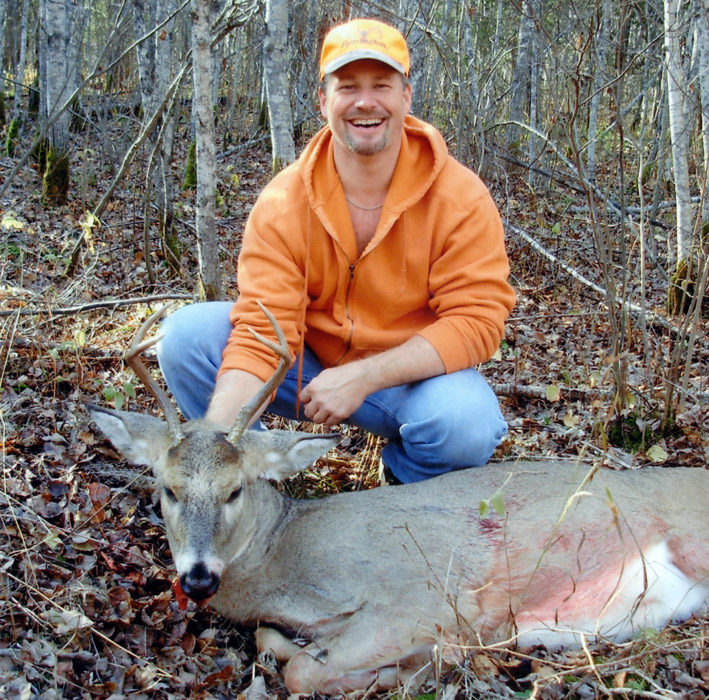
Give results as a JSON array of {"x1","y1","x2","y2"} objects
[{"x1": 1, "y1": 122, "x2": 707, "y2": 700}]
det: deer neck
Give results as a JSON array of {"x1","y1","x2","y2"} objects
[{"x1": 226, "y1": 479, "x2": 294, "y2": 572}]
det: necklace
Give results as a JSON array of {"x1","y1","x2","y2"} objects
[{"x1": 346, "y1": 197, "x2": 385, "y2": 211}]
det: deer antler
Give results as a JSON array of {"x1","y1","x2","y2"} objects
[
  {"x1": 227, "y1": 301, "x2": 291, "y2": 444},
  {"x1": 125, "y1": 305, "x2": 184, "y2": 444}
]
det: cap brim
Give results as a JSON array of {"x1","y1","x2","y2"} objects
[{"x1": 322, "y1": 49, "x2": 407, "y2": 77}]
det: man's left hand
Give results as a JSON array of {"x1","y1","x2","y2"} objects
[{"x1": 299, "y1": 363, "x2": 372, "y2": 427}]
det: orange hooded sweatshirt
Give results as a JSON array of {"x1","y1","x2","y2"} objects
[{"x1": 219, "y1": 115, "x2": 515, "y2": 382}]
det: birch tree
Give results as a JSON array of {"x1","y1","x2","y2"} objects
[
  {"x1": 399, "y1": 0, "x2": 433, "y2": 119},
  {"x1": 664, "y1": 0, "x2": 693, "y2": 288},
  {"x1": 12, "y1": 0, "x2": 30, "y2": 120},
  {"x1": 133, "y1": 0, "x2": 181, "y2": 275},
  {"x1": 459, "y1": 3, "x2": 487, "y2": 173},
  {"x1": 586, "y1": 0, "x2": 612, "y2": 184},
  {"x1": 0, "y1": 0, "x2": 6, "y2": 100},
  {"x1": 694, "y1": 0, "x2": 709, "y2": 224},
  {"x1": 507, "y1": 0, "x2": 538, "y2": 152},
  {"x1": 191, "y1": 0, "x2": 222, "y2": 299},
  {"x1": 263, "y1": 0, "x2": 295, "y2": 173},
  {"x1": 293, "y1": 0, "x2": 318, "y2": 138},
  {"x1": 42, "y1": 0, "x2": 73, "y2": 205}
]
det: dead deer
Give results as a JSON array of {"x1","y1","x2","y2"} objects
[{"x1": 87, "y1": 305, "x2": 709, "y2": 694}]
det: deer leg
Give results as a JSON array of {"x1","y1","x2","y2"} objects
[
  {"x1": 276, "y1": 619, "x2": 433, "y2": 694},
  {"x1": 255, "y1": 626, "x2": 303, "y2": 663},
  {"x1": 282, "y1": 647, "x2": 431, "y2": 694}
]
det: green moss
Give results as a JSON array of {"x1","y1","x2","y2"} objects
[
  {"x1": 42, "y1": 146, "x2": 71, "y2": 206},
  {"x1": 607, "y1": 407, "x2": 676, "y2": 453},
  {"x1": 182, "y1": 140, "x2": 197, "y2": 190},
  {"x1": 31, "y1": 132, "x2": 49, "y2": 174},
  {"x1": 667, "y1": 259, "x2": 692, "y2": 316},
  {"x1": 162, "y1": 223, "x2": 182, "y2": 275},
  {"x1": 607, "y1": 414, "x2": 654, "y2": 452},
  {"x1": 5, "y1": 118, "x2": 19, "y2": 156}
]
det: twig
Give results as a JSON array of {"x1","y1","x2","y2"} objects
[
  {"x1": 506, "y1": 221, "x2": 679, "y2": 333},
  {"x1": 492, "y1": 383, "x2": 613, "y2": 400},
  {"x1": 0, "y1": 293, "x2": 194, "y2": 317}
]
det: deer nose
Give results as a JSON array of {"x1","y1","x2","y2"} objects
[{"x1": 180, "y1": 563, "x2": 220, "y2": 602}]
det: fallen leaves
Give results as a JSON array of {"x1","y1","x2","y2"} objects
[{"x1": 1, "y1": 132, "x2": 707, "y2": 700}]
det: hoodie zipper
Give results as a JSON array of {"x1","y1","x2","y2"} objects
[{"x1": 332, "y1": 263, "x2": 357, "y2": 366}]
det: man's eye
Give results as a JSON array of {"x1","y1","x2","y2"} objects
[{"x1": 226, "y1": 487, "x2": 243, "y2": 504}]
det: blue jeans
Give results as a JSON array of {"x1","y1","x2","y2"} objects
[{"x1": 156, "y1": 302, "x2": 508, "y2": 483}]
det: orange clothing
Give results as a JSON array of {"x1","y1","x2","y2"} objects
[{"x1": 220, "y1": 115, "x2": 515, "y2": 382}]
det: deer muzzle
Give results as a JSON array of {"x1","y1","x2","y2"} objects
[{"x1": 179, "y1": 562, "x2": 221, "y2": 603}]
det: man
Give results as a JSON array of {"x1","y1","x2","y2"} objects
[{"x1": 158, "y1": 18, "x2": 516, "y2": 483}]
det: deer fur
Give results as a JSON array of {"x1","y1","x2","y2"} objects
[{"x1": 88, "y1": 404, "x2": 709, "y2": 694}]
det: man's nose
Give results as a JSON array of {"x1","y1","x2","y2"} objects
[{"x1": 355, "y1": 88, "x2": 377, "y2": 110}]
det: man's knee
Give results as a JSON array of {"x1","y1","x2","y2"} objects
[
  {"x1": 155, "y1": 302, "x2": 234, "y2": 420},
  {"x1": 400, "y1": 406, "x2": 506, "y2": 468},
  {"x1": 157, "y1": 302, "x2": 232, "y2": 370},
  {"x1": 395, "y1": 369, "x2": 507, "y2": 472}
]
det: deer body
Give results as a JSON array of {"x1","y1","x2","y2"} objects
[
  {"x1": 88, "y1": 406, "x2": 708, "y2": 694},
  {"x1": 87, "y1": 307, "x2": 708, "y2": 693}
]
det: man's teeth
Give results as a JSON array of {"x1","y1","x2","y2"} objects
[{"x1": 352, "y1": 119, "x2": 382, "y2": 127}]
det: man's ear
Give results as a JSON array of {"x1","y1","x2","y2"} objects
[
  {"x1": 403, "y1": 82, "x2": 412, "y2": 113},
  {"x1": 318, "y1": 85, "x2": 328, "y2": 120}
]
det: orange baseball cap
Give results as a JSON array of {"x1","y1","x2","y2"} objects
[{"x1": 319, "y1": 18, "x2": 410, "y2": 81}]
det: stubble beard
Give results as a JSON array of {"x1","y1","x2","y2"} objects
[{"x1": 343, "y1": 120, "x2": 390, "y2": 156}]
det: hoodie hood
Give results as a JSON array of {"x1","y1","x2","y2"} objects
[
  {"x1": 298, "y1": 115, "x2": 448, "y2": 254},
  {"x1": 220, "y1": 114, "x2": 515, "y2": 386}
]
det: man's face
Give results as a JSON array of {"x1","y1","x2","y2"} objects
[{"x1": 319, "y1": 59, "x2": 412, "y2": 157}]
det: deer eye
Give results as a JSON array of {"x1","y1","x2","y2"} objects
[
  {"x1": 163, "y1": 486, "x2": 178, "y2": 503},
  {"x1": 226, "y1": 487, "x2": 242, "y2": 504}
]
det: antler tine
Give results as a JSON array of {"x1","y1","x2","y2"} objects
[
  {"x1": 125, "y1": 305, "x2": 184, "y2": 443},
  {"x1": 227, "y1": 301, "x2": 291, "y2": 443}
]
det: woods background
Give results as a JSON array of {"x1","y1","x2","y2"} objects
[{"x1": 0, "y1": 0, "x2": 707, "y2": 699}]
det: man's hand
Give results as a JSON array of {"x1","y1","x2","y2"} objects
[
  {"x1": 299, "y1": 336, "x2": 446, "y2": 427},
  {"x1": 299, "y1": 363, "x2": 374, "y2": 427}
]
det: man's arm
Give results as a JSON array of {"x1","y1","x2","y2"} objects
[
  {"x1": 299, "y1": 335, "x2": 445, "y2": 427},
  {"x1": 205, "y1": 369, "x2": 267, "y2": 426}
]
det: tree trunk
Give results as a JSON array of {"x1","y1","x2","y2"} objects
[
  {"x1": 13, "y1": 0, "x2": 30, "y2": 120},
  {"x1": 293, "y1": 0, "x2": 317, "y2": 141},
  {"x1": 694, "y1": 0, "x2": 709, "y2": 224},
  {"x1": 133, "y1": 0, "x2": 157, "y2": 120},
  {"x1": 42, "y1": 0, "x2": 72, "y2": 205},
  {"x1": 460, "y1": 4, "x2": 487, "y2": 174},
  {"x1": 399, "y1": 0, "x2": 433, "y2": 119},
  {"x1": 664, "y1": 0, "x2": 696, "y2": 316},
  {"x1": 156, "y1": 0, "x2": 179, "y2": 272},
  {"x1": 586, "y1": 0, "x2": 612, "y2": 184},
  {"x1": 0, "y1": 0, "x2": 6, "y2": 104},
  {"x1": 263, "y1": 0, "x2": 295, "y2": 174},
  {"x1": 507, "y1": 0, "x2": 537, "y2": 151},
  {"x1": 133, "y1": 0, "x2": 181, "y2": 276},
  {"x1": 191, "y1": 0, "x2": 222, "y2": 299},
  {"x1": 665, "y1": 0, "x2": 692, "y2": 313},
  {"x1": 664, "y1": 0, "x2": 693, "y2": 270}
]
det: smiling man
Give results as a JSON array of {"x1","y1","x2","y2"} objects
[{"x1": 158, "y1": 18, "x2": 516, "y2": 484}]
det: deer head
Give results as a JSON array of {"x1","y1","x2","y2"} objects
[{"x1": 88, "y1": 304, "x2": 338, "y2": 603}]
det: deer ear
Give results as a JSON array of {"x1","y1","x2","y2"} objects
[
  {"x1": 86, "y1": 403, "x2": 173, "y2": 475},
  {"x1": 241, "y1": 430, "x2": 339, "y2": 482}
]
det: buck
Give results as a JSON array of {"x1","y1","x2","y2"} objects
[{"x1": 88, "y1": 305, "x2": 709, "y2": 694}]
